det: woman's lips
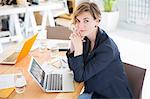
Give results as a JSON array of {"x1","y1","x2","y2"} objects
[{"x1": 80, "y1": 30, "x2": 86, "y2": 33}]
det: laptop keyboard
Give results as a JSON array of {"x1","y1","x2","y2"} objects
[
  {"x1": 3, "y1": 52, "x2": 19, "y2": 62},
  {"x1": 46, "y1": 74, "x2": 63, "y2": 91}
]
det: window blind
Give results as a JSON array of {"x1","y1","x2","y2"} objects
[{"x1": 127, "y1": 0, "x2": 150, "y2": 25}]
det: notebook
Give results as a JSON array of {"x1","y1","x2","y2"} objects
[
  {"x1": 0, "y1": 88, "x2": 15, "y2": 98},
  {"x1": 0, "y1": 33, "x2": 38, "y2": 65},
  {"x1": 28, "y1": 57, "x2": 74, "y2": 92}
]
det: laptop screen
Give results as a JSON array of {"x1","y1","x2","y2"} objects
[
  {"x1": 29, "y1": 58, "x2": 45, "y2": 87},
  {"x1": 16, "y1": 33, "x2": 38, "y2": 63}
]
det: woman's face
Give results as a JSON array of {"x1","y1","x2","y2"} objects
[{"x1": 75, "y1": 12, "x2": 99, "y2": 37}]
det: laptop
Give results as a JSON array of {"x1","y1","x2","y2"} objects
[
  {"x1": 0, "y1": 33, "x2": 38, "y2": 65},
  {"x1": 28, "y1": 57, "x2": 74, "y2": 92}
]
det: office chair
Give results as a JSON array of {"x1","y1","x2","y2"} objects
[
  {"x1": 46, "y1": 26, "x2": 71, "y2": 40},
  {"x1": 124, "y1": 63, "x2": 146, "y2": 99}
]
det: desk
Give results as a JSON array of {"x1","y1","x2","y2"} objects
[
  {"x1": 0, "y1": 2, "x2": 64, "y2": 43},
  {"x1": 0, "y1": 49, "x2": 83, "y2": 99},
  {"x1": 0, "y1": 5, "x2": 26, "y2": 43},
  {"x1": 24, "y1": 2, "x2": 64, "y2": 38}
]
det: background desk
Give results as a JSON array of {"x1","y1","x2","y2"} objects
[
  {"x1": 0, "y1": 5, "x2": 26, "y2": 43},
  {"x1": 0, "y1": 2, "x2": 64, "y2": 43},
  {"x1": 0, "y1": 49, "x2": 83, "y2": 99}
]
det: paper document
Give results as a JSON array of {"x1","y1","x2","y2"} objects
[
  {"x1": 0, "y1": 74, "x2": 15, "y2": 89},
  {"x1": 0, "y1": 43, "x2": 3, "y2": 54},
  {"x1": 46, "y1": 40, "x2": 69, "y2": 51}
]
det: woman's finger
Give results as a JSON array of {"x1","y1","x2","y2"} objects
[
  {"x1": 76, "y1": 32, "x2": 80, "y2": 36},
  {"x1": 69, "y1": 33, "x2": 74, "y2": 39}
]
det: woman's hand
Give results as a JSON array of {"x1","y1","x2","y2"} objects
[{"x1": 69, "y1": 32, "x2": 83, "y2": 57}]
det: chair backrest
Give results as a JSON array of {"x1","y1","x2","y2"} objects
[
  {"x1": 124, "y1": 63, "x2": 146, "y2": 99},
  {"x1": 47, "y1": 26, "x2": 71, "y2": 40}
]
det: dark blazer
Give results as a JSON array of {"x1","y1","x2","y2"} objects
[{"x1": 66, "y1": 28, "x2": 133, "y2": 98}]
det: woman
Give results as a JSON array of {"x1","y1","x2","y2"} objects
[{"x1": 66, "y1": 2, "x2": 133, "y2": 99}]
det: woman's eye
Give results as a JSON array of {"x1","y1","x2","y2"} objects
[
  {"x1": 75, "y1": 19, "x2": 80, "y2": 24},
  {"x1": 84, "y1": 20, "x2": 89, "y2": 23}
]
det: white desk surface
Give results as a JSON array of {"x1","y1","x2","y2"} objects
[
  {"x1": 0, "y1": 2, "x2": 63, "y2": 16},
  {"x1": 26, "y1": 2, "x2": 63, "y2": 11},
  {"x1": 0, "y1": 5, "x2": 26, "y2": 16}
]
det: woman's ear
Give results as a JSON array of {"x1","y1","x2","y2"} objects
[
  {"x1": 95, "y1": 19, "x2": 100, "y2": 26},
  {"x1": 96, "y1": 19, "x2": 100, "y2": 22}
]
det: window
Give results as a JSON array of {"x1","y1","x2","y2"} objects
[
  {"x1": 127, "y1": 0, "x2": 150, "y2": 25},
  {"x1": 118, "y1": 0, "x2": 150, "y2": 34}
]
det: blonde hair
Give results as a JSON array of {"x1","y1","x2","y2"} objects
[{"x1": 72, "y1": 2, "x2": 101, "y2": 24}]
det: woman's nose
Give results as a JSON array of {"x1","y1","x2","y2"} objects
[{"x1": 78, "y1": 22, "x2": 85, "y2": 29}]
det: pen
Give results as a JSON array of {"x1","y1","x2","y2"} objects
[{"x1": 62, "y1": 59, "x2": 67, "y2": 64}]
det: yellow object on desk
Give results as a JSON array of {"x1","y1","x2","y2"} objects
[{"x1": 0, "y1": 88, "x2": 15, "y2": 98}]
